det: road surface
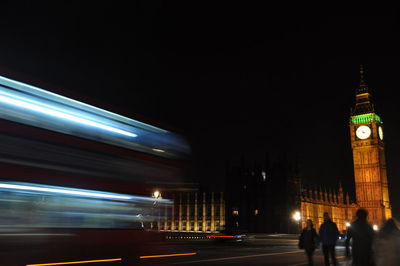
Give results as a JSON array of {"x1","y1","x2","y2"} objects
[{"x1": 5, "y1": 234, "x2": 350, "y2": 266}]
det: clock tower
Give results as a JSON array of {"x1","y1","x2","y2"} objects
[{"x1": 350, "y1": 66, "x2": 391, "y2": 226}]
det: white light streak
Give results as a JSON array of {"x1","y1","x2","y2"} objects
[
  {"x1": 152, "y1": 148, "x2": 165, "y2": 153},
  {"x1": 0, "y1": 94, "x2": 137, "y2": 137},
  {"x1": 0, "y1": 183, "x2": 132, "y2": 200},
  {"x1": 0, "y1": 75, "x2": 166, "y2": 133}
]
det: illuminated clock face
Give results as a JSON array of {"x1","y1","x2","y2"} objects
[
  {"x1": 378, "y1": 126, "x2": 384, "y2": 140},
  {"x1": 356, "y1": 125, "x2": 371, "y2": 139}
]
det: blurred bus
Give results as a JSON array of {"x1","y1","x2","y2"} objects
[{"x1": 0, "y1": 74, "x2": 191, "y2": 261}]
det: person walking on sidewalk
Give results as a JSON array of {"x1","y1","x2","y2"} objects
[
  {"x1": 375, "y1": 218, "x2": 400, "y2": 266},
  {"x1": 345, "y1": 209, "x2": 375, "y2": 266},
  {"x1": 299, "y1": 219, "x2": 319, "y2": 266},
  {"x1": 319, "y1": 212, "x2": 339, "y2": 266}
]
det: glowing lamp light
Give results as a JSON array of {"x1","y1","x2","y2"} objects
[
  {"x1": 373, "y1": 224, "x2": 379, "y2": 231},
  {"x1": 152, "y1": 190, "x2": 161, "y2": 199},
  {"x1": 345, "y1": 222, "x2": 351, "y2": 227},
  {"x1": 293, "y1": 211, "x2": 301, "y2": 222}
]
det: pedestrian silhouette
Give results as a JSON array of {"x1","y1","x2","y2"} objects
[
  {"x1": 299, "y1": 219, "x2": 319, "y2": 266},
  {"x1": 375, "y1": 218, "x2": 400, "y2": 266},
  {"x1": 319, "y1": 212, "x2": 339, "y2": 266},
  {"x1": 345, "y1": 208, "x2": 375, "y2": 266}
]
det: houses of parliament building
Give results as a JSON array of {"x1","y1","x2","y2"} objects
[
  {"x1": 225, "y1": 66, "x2": 392, "y2": 233},
  {"x1": 298, "y1": 66, "x2": 392, "y2": 232},
  {"x1": 160, "y1": 66, "x2": 392, "y2": 234}
]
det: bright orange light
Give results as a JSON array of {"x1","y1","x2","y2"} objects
[
  {"x1": 26, "y1": 258, "x2": 122, "y2": 266},
  {"x1": 139, "y1": 252, "x2": 197, "y2": 259}
]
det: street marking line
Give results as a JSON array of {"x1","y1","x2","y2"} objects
[
  {"x1": 26, "y1": 258, "x2": 122, "y2": 266},
  {"x1": 140, "y1": 253, "x2": 197, "y2": 259},
  {"x1": 288, "y1": 255, "x2": 346, "y2": 266},
  {"x1": 169, "y1": 250, "x2": 303, "y2": 264}
]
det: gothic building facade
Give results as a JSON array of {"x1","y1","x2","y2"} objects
[
  {"x1": 226, "y1": 66, "x2": 392, "y2": 233},
  {"x1": 299, "y1": 185, "x2": 357, "y2": 233},
  {"x1": 300, "y1": 66, "x2": 392, "y2": 231},
  {"x1": 158, "y1": 67, "x2": 392, "y2": 234},
  {"x1": 159, "y1": 192, "x2": 225, "y2": 233}
]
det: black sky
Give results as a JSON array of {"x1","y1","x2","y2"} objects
[{"x1": 0, "y1": 4, "x2": 400, "y2": 215}]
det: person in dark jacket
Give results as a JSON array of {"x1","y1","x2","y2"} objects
[
  {"x1": 375, "y1": 218, "x2": 400, "y2": 266},
  {"x1": 319, "y1": 212, "x2": 339, "y2": 266},
  {"x1": 299, "y1": 219, "x2": 319, "y2": 266},
  {"x1": 345, "y1": 209, "x2": 375, "y2": 266}
]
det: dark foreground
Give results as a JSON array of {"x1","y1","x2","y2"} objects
[{"x1": 1, "y1": 234, "x2": 349, "y2": 266}]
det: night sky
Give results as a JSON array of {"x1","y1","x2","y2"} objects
[{"x1": 0, "y1": 4, "x2": 399, "y2": 216}]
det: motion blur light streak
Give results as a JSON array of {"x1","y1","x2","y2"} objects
[
  {"x1": 0, "y1": 94, "x2": 137, "y2": 137},
  {"x1": 139, "y1": 252, "x2": 197, "y2": 259},
  {"x1": 0, "y1": 75, "x2": 165, "y2": 133},
  {"x1": 0, "y1": 182, "x2": 132, "y2": 200},
  {"x1": 152, "y1": 148, "x2": 166, "y2": 153},
  {"x1": 25, "y1": 258, "x2": 122, "y2": 266},
  {"x1": 0, "y1": 180, "x2": 173, "y2": 229},
  {"x1": 0, "y1": 74, "x2": 190, "y2": 159}
]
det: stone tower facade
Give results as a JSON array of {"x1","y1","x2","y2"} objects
[
  {"x1": 299, "y1": 66, "x2": 392, "y2": 232},
  {"x1": 349, "y1": 65, "x2": 392, "y2": 226}
]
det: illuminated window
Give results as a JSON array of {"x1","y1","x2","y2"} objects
[
  {"x1": 232, "y1": 208, "x2": 239, "y2": 216},
  {"x1": 262, "y1": 171, "x2": 266, "y2": 181},
  {"x1": 254, "y1": 209, "x2": 259, "y2": 215}
]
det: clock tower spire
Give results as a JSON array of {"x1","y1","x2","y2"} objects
[
  {"x1": 349, "y1": 66, "x2": 391, "y2": 226},
  {"x1": 352, "y1": 65, "x2": 375, "y2": 116}
]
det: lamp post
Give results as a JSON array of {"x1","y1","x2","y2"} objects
[
  {"x1": 151, "y1": 190, "x2": 162, "y2": 230},
  {"x1": 153, "y1": 190, "x2": 161, "y2": 201},
  {"x1": 292, "y1": 211, "x2": 301, "y2": 233}
]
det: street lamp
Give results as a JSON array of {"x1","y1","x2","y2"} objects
[
  {"x1": 373, "y1": 224, "x2": 378, "y2": 231},
  {"x1": 292, "y1": 211, "x2": 301, "y2": 222},
  {"x1": 152, "y1": 190, "x2": 161, "y2": 199},
  {"x1": 292, "y1": 211, "x2": 301, "y2": 233},
  {"x1": 151, "y1": 190, "x2": 162, "y2": 230}
]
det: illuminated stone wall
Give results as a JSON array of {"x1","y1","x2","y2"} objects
[
  {"x1": 299, "y1": 186, "x2": 357, "y2": 233},
  {"x1": 159, "y1": 192, "x2": 225, "y2": 233}
]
